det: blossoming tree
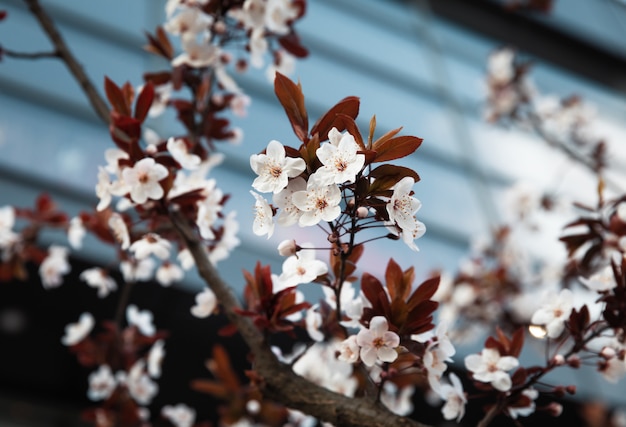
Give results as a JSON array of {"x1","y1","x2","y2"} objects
[{"x1": 2, "y1": 1, "x2": 626, "y2": 426}]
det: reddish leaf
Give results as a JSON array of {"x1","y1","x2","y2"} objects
[
  {"x1": 385, "y1": 259, "x2": 404, "y2": 301},
  {"x1": 274, "y1": 72, "x2": 308, "y2": 142},
  {"x1": 210, "y1": 345, "x2": 241, "y2": 391},
  {"x1": 278, "y1": 32, "x2": 309, "y2": 58},
  {"x1": 361, "y1": 272, "x2": 388, "y2": 314},
  {"x1": 368, "y1": 164, "x2": 420, "y2": 194},
  {"x1": 406, "y1": 276, "x2": 439, "y2": 311},
  {"x1": 509, "y1": 327, "x2": 525, "y2": 357},
  {"x1": 371, "y1": 126, "x2": 402, "y2": 150},
  {"x1": 143, "y1": 26, "x2": 174, "y2": 59},
  {"x1": 134, "y1": 81, "x2": 154, "y2": 122},
  {"x1": 310, "y1": 96, "x2": 360, "y2": 141},
  {"x1": 368, "y1": 115, "x2": 376, "y2": 148},
  {"x1": 143, "y1": 71, "x2": 172, "y2": 85},
  {"x1": 373, "y1": 135, "x2": 423, "y2": 163},
  {"x1": 104, "y1": 76, "x2": 131, "y2": 116},
  {"x1": 190, "y1": 379, "x2": 230, "y2": 399}
]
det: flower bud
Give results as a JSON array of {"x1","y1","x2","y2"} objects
[
  {"x1": 551, "y1": 354, "x2": 565, "y2": 366},
  {"x1": 601, "y1": 346, "x2": 617, "y2": 359},
  {"x1": 356, "y1": 207, "x2": 368, "y2": 218},
  {"x1": 277, "y1": 239, "x2": 298, "y2": 257},
  {"x1": 546, "y1": 402, "x2": 563, "y2": 417},
  {"x1": 565, "y1": 385, "x2": 576, "y2": 395},
  {"x1": 566, "y1": 355, "x2": 581, "y2": 368}
]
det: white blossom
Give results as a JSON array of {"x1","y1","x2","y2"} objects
[
  {"x1": 507, "y1": 388, "x2": 539, "y2": 419},
  {"x1": 156, "y1": 262, "x2": 184, "y2": 286},
  {"x1": 61, "y1": 312, "x2": 95, "y2": 346},
  {"x1": 431, "y1": 373, "x2": 466, "y2": 422},
  {"x1": 80, "y1": 268, "x2": 117, "y2": 298},
  {"x1": 356, "y1": 316, "x2": 399, "y2": 367},
  {"x1": 122, "y1": 158, "x2": 169, "y2": 204},
  {"x1": 122, "y1": 360, "x2": 159, "y2": 405},
  {"x1": 465, "y1": 348, "x2": 518, "y2": 392},
  {"x1": 209, "y1": 211, "x2": 240, "y2": 265},
  {"x1": 251, "y1": 191, "x2": 274, "y2": 238},
  {"x1": 129, "y1": 233, "x2": 171, "y2": 260},
  {"x1": 386, "y1": 177, "x2": 425, "y2": 251},
  {"x1": 121, "y1": 258, "x2": 156, "y2": 282},
  {"x1": 305, "y1": 307, "x2": 324, "y2": 342},
  {"x1": 190, "y1": 287, "x2": 217, "y2": 318},
  {"x1": 312, "y1": 128, "x2": 364, "y2": 185},
  {"x1": 337, "y1": 335, "x2": 359, "y2": 363},
  {"x1": 126, "y1": 305, "x2": 156, "y2": 336},
  {"x1": 580, "y1": 265, "x2": 616, "y2": 292},
  {"x1": 39, "y1": 245, "x2": 70, "y2": 289},
  {"x1": 250, "y1": 140, "x2": 305, "y2": 194},
  {"x1": 161, "y1": 403, "x2": 196, "y2": 427},
  {"x1": 108, "y1": 213, "x2": 130, "y2": 250},
  {"x1": 167, "y1": 137, "x2": 201, "y2": 170},
  {"x1": 68, "y1": 216, "x2": 85, "y2": 249},
  {"x1": 87, "y1": 365, "x2": 117, "y2": 401},
  {"x1": 273, "y1": 176, "x2": 306, "y2": 226},
  {"x1": 292, "y1": 181, "x2": 342, "y2": 226},
  {"x1": 148, "y1": 339, "x2": 166, "y2": 378},
  {"x1": 172, "y1": 40, "x2": 220, "y2": 68},
  {"x1": 530, "y1": 288, "x2": 574, "y2": 338},
  {"x1": 0, "y1": 206, "x2": 17, "y2": 249},
  {"x1": 278, "y1": 245, "x2": 328, "y2": 287}
]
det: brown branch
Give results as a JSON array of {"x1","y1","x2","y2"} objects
[
  {"x1": 22, "y1": 0, "x2": 110, "y2": 124},
  {"x1": 2, "y1": 47, "x2": 60, "y2": 59},
  {"x1": 21, "y1": 1, "x2": 431, "y2": 425}
]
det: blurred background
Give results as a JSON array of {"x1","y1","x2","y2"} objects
[{"x1": 2, "y1": 0, "x2": 626, "y2": 425}]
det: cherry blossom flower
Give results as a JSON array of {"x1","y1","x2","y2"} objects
[
  {"x1": 172, "y1": 40, "x2": 221, "y2": 68},
  {"x1": 265, "y1": 49, "x2": 296, "y2": 81},
  {"x1": 87, "y1": 365, "x2": 117, "y2": 401},
  {"x1": 208, "y1": 211, "x2": 241, "y2": 265},
  {"x1": 122, "y1": 158, "x2": 169, "y2": 204},
  {"x1": 129, "y1": 233, "x2": 172, "y2": 260},
  {"x1": 293, "y1": 341, "x2": 358, "y2": 397},
  {"x1": 67, "y1": 216, "x2": 85, "y2": 249},
  {"x1": 464, "y1": 347, "x2": 519, "y2": 392},
  {"x1": 580, "y1": 265, "x2": 616, "y2": 292},
  {"x1": 126, "y1": 305, "x2": 156, "y2": 336},
  {"x1": 337, "y1": 335, "x2": 359, "y2": 363},
  {"x1": 386, "y1": 177, "x2": 426, "y2": 251},
  {"x1": 322, "y1": 282, "x2": 364, "y2": 328},
  {"x1": 190, "y1": 287, "x2": 217, "y2": 318},
  {"x1": 108, "y1": 213, "x2": 130, "y2": 250},
  {"x1": 177, "y1": 248, "x2": 195, "y2": 271},
  {"x1": 273, "y1": 176, "x2": 306, "y2": 226},
  {"x1": 164, "y1": 7, "x2": 212, "y2": 42},
  {"x1": 278, "y1": 245, "x2": 328, "y2": 287},
  {"x1": 80, "y1": 268, "x2": 117, "y2": 298},
  {"x1": 161, "y1": 403, "x2": 196, "y2": 427},
  {"x1": 147, "y1": 82, "x2": 173, "y2": 118},
  {"x1": 251, "y1": 191, "x2": 274, "y2": 238},
  {"x1": 265, "y1": 0, "x2": 299, "y2": 34},
  {"x1": 96, "y1": 166, "x2": 129, "y2": 211},
  {"x1": 507, "y1": 388, "x2": 539, "y2": 419},
  {"x1": 156, "y1": 262, "x2": 184, "y2": 286},
  {"x1": 121, "y1": 258, "x2": 155, "y2": 282},
  {"x1": 121, "y1": 360, "x2": 159, "y2": 406},
  {"x1": 230, "y1": 93, "x2": 251, "y2": 118},
  {"x1": 431, "y1": 372, "x2": 466, "y2": 422},
  {"x1": 104, "y1": 148, "x2": 129, "y2": 174},
  {"x1": 305, "y1": 307, "x2": 324, "y2": 342},
  {"x1": 196, "y1": 187, "x2": 224, "y2": 240},
  {"x1": 292, "y1": 181, "x2": 342, "y2": 227},
  {"x1": 422, "y1": 324, "x2": 456, "y2": 384},
  {"x1": 250, "y1": 140, "x2": 305, "y2": 194},
  {"x1": 487, "y1": 48, "x2": 515, "y2": 84},
  {"x1": 61, "y1": 312, "x2": 95, "y2": 346},
  {"x1": 167, "y1": 137, "x2": 201, "y2": 170},
  {"x1": 380, "y1": 382, "x2": 414, "y2": 416},
  {"x1": 39, "y1": 245, "x2": 70, "y2": 289},
  {"x1": 0, "y1": 206, "x2": 17, "y2": 248},
  {"x1": 356, "y1": 316, "x2": 400, "y2": 367},
  {"x1": 530, "y1": 288, "x2": 574, "y2": 338},
  {"x1": 312, "y1": 128, "x2": 364, "y2": 185},
  {"x1": 148, "y1": 339, "x2": 165, "y2": 378}
]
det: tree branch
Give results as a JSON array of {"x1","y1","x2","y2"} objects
[
  {"x1": 2, "y1": 47, "x2": 60, "y2": 59},
  {"x1": 21, "y1": 1, "x2": 431, "y2": 425},
  {"x1": 22, "y1": 0, "x2": 110, "y2": 124}
]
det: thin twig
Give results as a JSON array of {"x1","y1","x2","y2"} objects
[{"x1": 2, "y1": 48, "x2": 60, "y2": 59}]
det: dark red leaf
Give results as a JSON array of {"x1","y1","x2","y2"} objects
[
  {"x1": 104, "y1": 76, "x2": 131, "y2": 116},
  {"x1": 274, "y1": 72, "x2": 308, "y2": 142},
  {"x1": 406, "y1": 276, "x2": 439, "y2": 311},
  {"x1": 310, "y1": 96, "x2": 360, "y2": 141},
  {"x1": 278, "y1": 32, "x2": 309, "y2": 58},
  {"x1": 373, "y1": 135, "x2": 423, "y2": 163},
  {"x1": 134, "y1": 81, "x2": 154, "y2": 123}
]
